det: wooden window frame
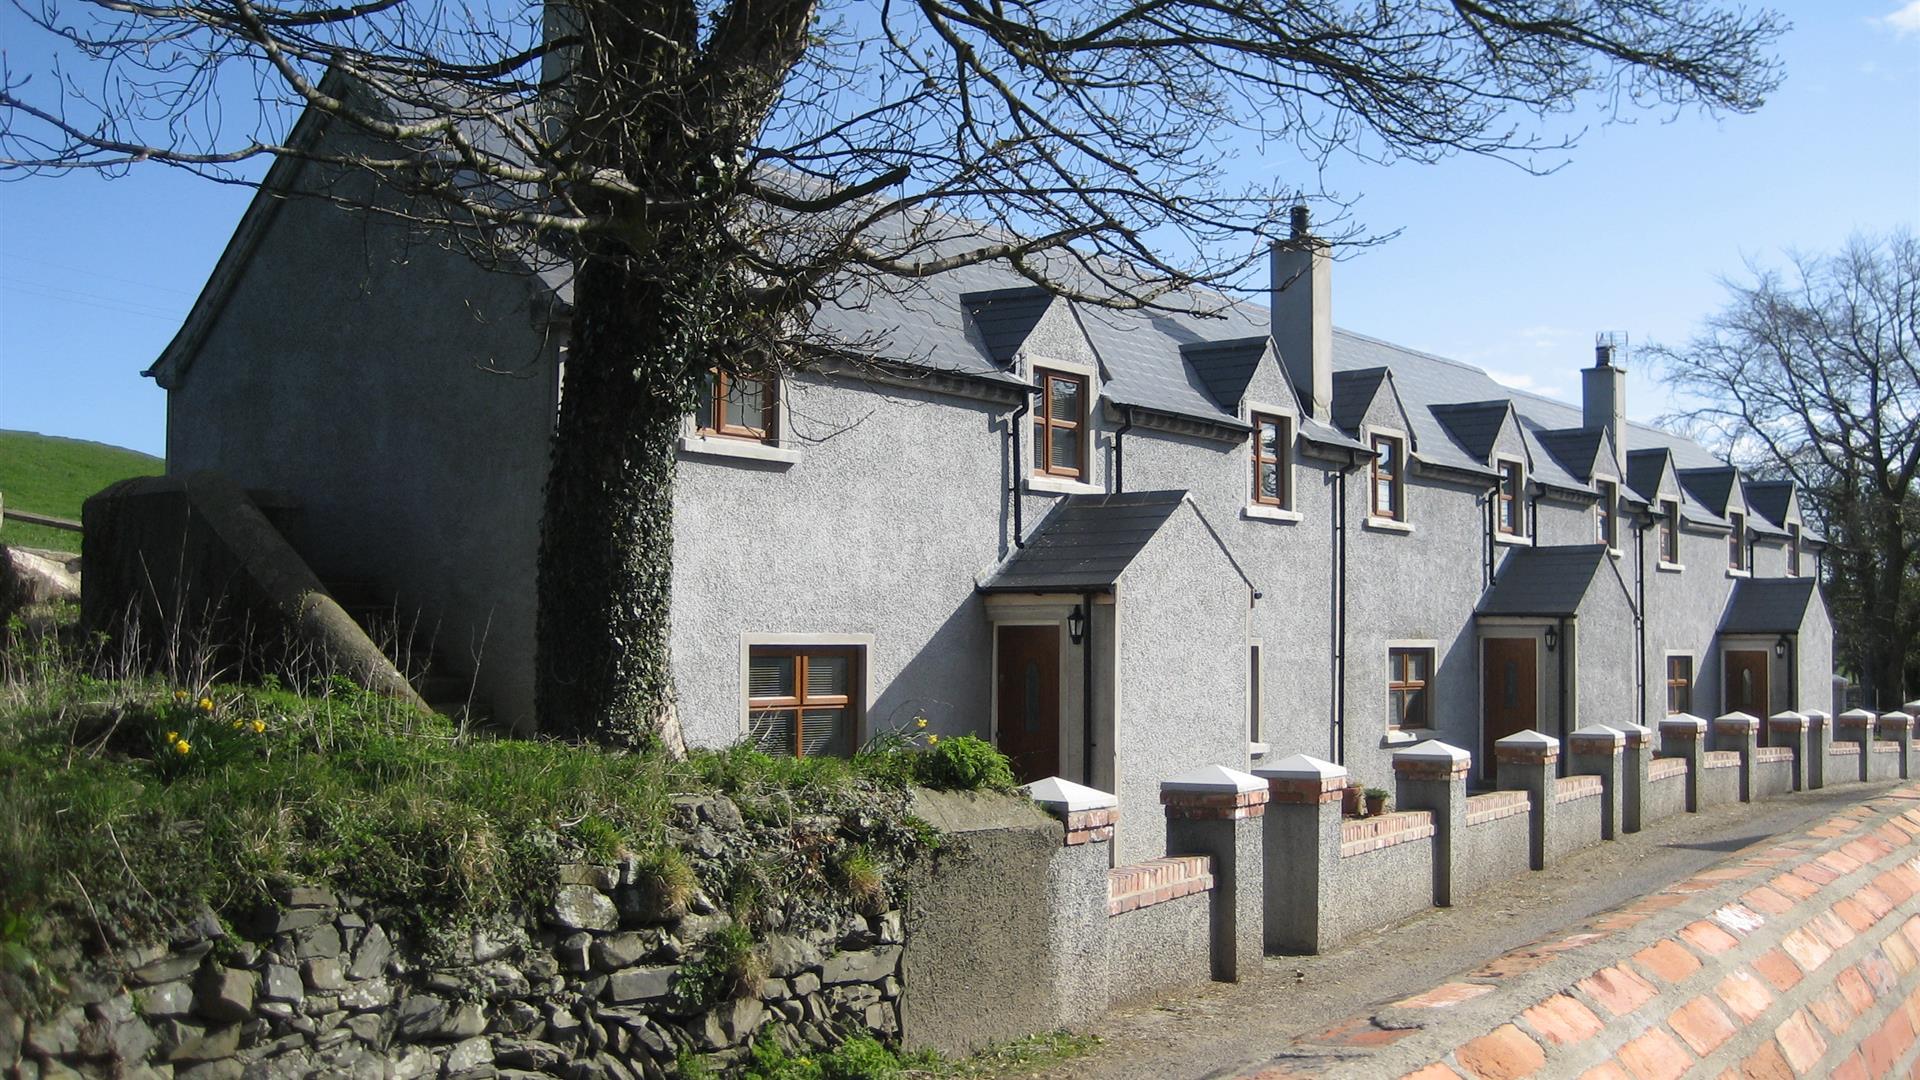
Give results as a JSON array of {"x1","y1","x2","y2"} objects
[
  {"x1": 1387, "y1": 646, "x2": 1433, "y2": 730},
  {"x1": 1659, "y1": 501, "x2": 1680, "y2": 564},
  {"x1": 1787, "y1": 524, "x2": 1801, "y2": 576},
  {"x1": 1596, "y1": 480, "x2": 1618, "y2": 548},
  {"x1": 1728, "y1": 512, "x2": 1747, "y2": 570},
  {"x1": 1252, "y1": 413, "x2": 1292, "y2": 509},
  {"x1": 1496, "y1": 460, "x2": 1523, "y2": 535},
  {"x1": 746, "y1": 645, "x2": 862, "y2": 758},
  {"x1": 1371, "y1": 434, "x2": 1405, "y2": 520},
  {"x1": 1666, "y1": 655, "x2": 1694, "y2": 715},
  {"x1": 699, "y1": 369, "x2": 778, "y2": 442},
  {"x1": 1034, "y1": 369, "x2": 1088, "y2": 478}
]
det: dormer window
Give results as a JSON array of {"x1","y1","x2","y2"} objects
[
  {"x1": 1034, "y1": 369, "x2": 1087, "y2": 478},
  {"x1": 1496, "y1": 461, "x2": 1523, "y2": 535},
  {"x1": 1787, "y1": 524, "x2": 1802, "y2": 576},
  {"x1": 1372, "y1": 435, "x2": 1405, "y2": 520},
  {"x1": 1596, "y1": 480, "x2": 1618, "y2": 548},
  {"x1": 1659, "y1": 500, "x2": 1680, "y2": 565},
  {"x1": 1253, "y1": 413, "x2": 1292, "y2": 509},
  {"x1": 1728, "y1": 512, "x2": 1747, "y2": 571},
  {"x1": 699, "y1": 369, "x2": 777, "y2": 442}
]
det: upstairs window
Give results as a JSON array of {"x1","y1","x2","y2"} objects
[
  {"x1": 1387, "y1": 647, "x2": 1432, "y2": 729},
  {"x1": 699, "y1": 369, "x2": 777, "y2": 442},
  {"x1": 1788, "y1": 524, "x2": 1802, "y2": 576},
  {"x1": 1034, "y1": 370, "x2": 1087, "y2": 478},
  {"x1": 1666, "y1": 655, "x2": 1693, "y2": 715},
  {"x1": 1372, "y1": 435, "x2": 1405, "y2": 520},
  {"x1": 747, "y1": 646, "x2": 860, "y2": 758},
  {"x1": 1496, "y1": 461, "x2": 1523, "y2": 535},
  {"x1": 1729, "y1": 512, "x2": 1747, "y2": 570},
  {"x1": 1659, "y1": 500, "x2": 1680, "y2": 564},
  {"x1": 1252, "y1": 413, "x2": 1292, "y2": 509},
  {"x1": 1596, "y1": 480, "x2": 1618, "y2": 548}
]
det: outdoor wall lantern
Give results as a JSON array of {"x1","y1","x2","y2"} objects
[
  {"x1": 1068, "y1": 605, "x2": 1086, "y2": 645},
  {"x1": 1775, "y1": 635, "x2": 1789, "y2": 660},
  {"x1": 1544, "y1": 625, "x2": 1558, "y2": 653}
]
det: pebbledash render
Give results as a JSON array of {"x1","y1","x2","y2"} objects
[{"x1": 151, "y1": 145, "x2": 1834, "y2": 862}]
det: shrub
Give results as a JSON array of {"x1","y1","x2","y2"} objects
[
  {"x1": 834, "y1": 847, "x2": 887, "y2": 915},
  {"x1": 672, "y1": 924, "x2": 765, "y2": 1011},
  {"x1": 572, "y1": 814, "x2": 626, "y2": 862},
  {"x1": 916, "y1": 736, "x2": 1015, "y2": 792},
  {"x1": 629, "y1": 845, "x2": 699, "y2": 919},
  {"x1": 742, "y1": 1034, "x2": 902, "y2": 1080}
]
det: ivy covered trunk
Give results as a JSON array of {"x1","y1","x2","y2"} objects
[{"x1": 534, "y1": 242, "x2": 702, "y2": 748}]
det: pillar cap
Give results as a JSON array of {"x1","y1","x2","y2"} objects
[
  {"x1": 1392, "y1": 740, "x2": 1471, "y2": 766},
  {"x1": 1768, "y1": 710, "x2": 1809, "y2": 729},
  {"x1": 1569, "y1": 724, "x2": 1626, "y2": 749},
  {"x1": 1161, "y1": 764, "x2": 1265, "y2": 795},
  {"x1": 1879, "y1": 710, "x2": 1914, "y2": 725},
  {"x1": 1607, "y1": 720, "x2": 1652, "y2": 736},
  {"x1": 1838, "y1": 708, "x2": 1877, "y2": 726},
  {"x1": 1494, "y1": 729, "x2": 1560, "y2": 751},
  {"x1": 1253, "y1": 753, "x2": 1348, "y2": 783},
  {"x1": 1660, "y1": 713, "x2": 1708, "y2": 733},
  {"x1": 1803, "y1": 709, "x2": 1830, "y2": 725},
  {"x1": 1023, "y1": 776, "x2": 1118, "y2": 814},
  {"x1": 1712, "y1": 711, "x2": 1760, "y2": 732},
  {"x1": 1906, "y1": 699, "x2": 1920, "y2": 714}
]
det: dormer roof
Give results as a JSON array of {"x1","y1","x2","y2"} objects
[
  {"x1": 961, "y1": 287, "x2": 1055, "y2": 365},
  {"x1": 1429, "y1": 400, "x2": 1516, "y2": 465},
  {"x1": 1179, "y1": 336, "x2": 1270, "y2": 414}
]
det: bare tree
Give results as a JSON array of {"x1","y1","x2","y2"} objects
[
  {"x1": 1653, "y1": 232, "x2": 1920, "y2": 708},
  {"x1": 2, "y1": 0, "x2": 1786, "y2": 746}
]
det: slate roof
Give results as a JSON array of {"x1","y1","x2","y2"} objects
[
  {"x1": 1677, "y1": 466, "x2": 1740, "y2": 517},
  {"x1": 1533, "y1": 428, "x2": 1607, "y2": 484},
  {"x1": 1478, "y1": 545, "x2": 1613, "y2": 617},
  {"x1": 961, "y1": 288, "x2": 1054, "y2": 365},
  {"x1": 1429, "y1": 401, "x2": 1512, "y2": 465},
  {"x1": 980, "y1": 490, "x2": 1187, "y2": 592},
  {"x1": 1722, "y1": 578, "x2": 1820, "y2": 635},
  {"x1": 1181, "y1": 337, "x2": 1269, "y2": 412},
  {"x1": 1330, "y1": 368, "x2": 1392, "y2": 435},
  {"x1": 1743, "y1": 480, "x2": 1795, "y2": 527},
  {"x1": 1626, "y1": 449, "x2": 1671, "y2": 503}
]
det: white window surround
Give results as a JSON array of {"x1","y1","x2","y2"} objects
[
  {"x1": 1363, "y1": 424, "x2": 1411, "y2": 529},
  {"x1": 737, "y1": 632, "x2": 876, "y2": 740},
  {"x1": 1024, "y1": 355, "x2": 1101, "y2": 494},
  {"x1": 679, "y1": 377, "x2": 800, "y2": 465},
  {"x1": 1657, "y1": 498, "x2": 1684, "y2": 570},
  {"x1": 1245, "y1": 399, "x2": 1298, "y2": 518}
]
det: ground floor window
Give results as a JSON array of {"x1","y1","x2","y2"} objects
[
  {"x1": 747, "y1": 646, "x2": 861, "y2": 757},
  {"x1": 1388, "y1": 647, "x2": 1433, "y2": 729},
  {"x1": 1249, "y1": 644, "x2": 1263, "y2": 742},
  {"x1": 1666, "y1": 655, "x2": 1693, "y2": 715}
]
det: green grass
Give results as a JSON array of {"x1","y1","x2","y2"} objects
[
  {"x1": 0, "y1": 429, "x2": 162, "y2": 554},
  {"x1": 0, "y1": 607, "x2": 1017, "y2": 1008}
]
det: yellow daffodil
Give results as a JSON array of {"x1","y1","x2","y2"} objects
[
  {"x1": 165, "y1": 730, "x2": 178, "y2": 742},
  {"x1": 927, "y1": 734, "x2": 940, "y2": 745},
  {"x1": 173, "y1": 739, "x2": 191, "y2": 755},
  {"x1": 172, "y1": 690, "x2": 190, "y2": 704},
  {"x1": 251, "y1": 719, "x2": 267, "y2": 734},
  {"x1": 915, "y1": 717, "x2": 928, "y2": 729},
  {"x1": 232, "y1": 718, "x2": 244, "y2": 729},
  {"x1": 198, "y1": 697, "x2": 214, "y2": 713}
]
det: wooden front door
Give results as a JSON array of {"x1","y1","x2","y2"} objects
[
  {"x1": 1725, "y1": 649, "x2": 1770, "y2": 720},
  {"x1": 1482, "y1": 637, "x2": 1539, "y2": 783},
  {"x1": 996, "y1": 625, "x2": 1061, "y2": 784}
]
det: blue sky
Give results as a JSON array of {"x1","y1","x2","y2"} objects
[{"x1": 1, "y1": 2, "x2": 1915, "y2": 459}]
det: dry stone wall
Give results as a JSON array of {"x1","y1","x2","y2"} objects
[{"x1": 2, "y1": 814, "x2": 906, "y2": 1080}]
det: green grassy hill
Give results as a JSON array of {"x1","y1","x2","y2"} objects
[{"x1": 0, "y1": 429, "x2": 163, "y2": 553}]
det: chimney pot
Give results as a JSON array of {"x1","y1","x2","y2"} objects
[{"x1": 1289, "y1": 204, "x2": 1310, "y2": 241}]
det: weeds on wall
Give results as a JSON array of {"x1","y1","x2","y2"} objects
[{"x1": 0, "y1": 604, "x2": 1018, "y2": 1013}]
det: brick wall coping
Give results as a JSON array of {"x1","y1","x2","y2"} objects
[
  {"x1": 1339, "y1": 810, "x2": 1436, "y2": 858},
  {"x1": 1872, "y1": 741, "x2": 1901, "y2": 754},
  {"x1": 1107, "y1": 855, "x2": 1213, "y2": 917},
  {"x1": 1830, "y1": 743, "x2": 1861, "y2": 755},
  {"x1": 1062, "y1": 807, "x2": 1116, "y2": 847},
  {"x1": 1553, "y1": 774, "x2": 1604, "y2": 803},
  {"x1": 1754, "y1": 746, "x2": 1795, "y2": 764},
  {"x1": 1465, "y1": 790, "x2": 1530, "y2": 827},
  {"x1": 1702, "y1": 750, "x2": 1741, "y2": 770},
  {"x1": 1648, "y1": 757, "x2": 1689, "y2": 781}
]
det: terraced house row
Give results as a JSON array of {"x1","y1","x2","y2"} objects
[{"x1": 151, "y1": 152, "x2": 1835, "y2": 861}]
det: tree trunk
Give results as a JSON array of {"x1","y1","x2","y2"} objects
[{"x1": 534, "y1": 242, "x2": 697, "y2": 750}]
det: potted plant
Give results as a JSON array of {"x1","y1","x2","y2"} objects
[
  {"x1": 1341, "y1": 779, "x2": 1364, "y2": 818},
  {"x1": 1364, "y1": 788, "x2": 1390, "y2": 817}
]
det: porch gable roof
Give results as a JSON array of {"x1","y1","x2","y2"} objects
[
  {"x1": 1722, "y1": 577, "x2": 1819, "y2": 635},
  {"x1": 979, "y1": 490, "x2": 1187, "y2": 593},
  {"x1": 1477, "y1": 544, "x2": 1611, "y2": 617}
]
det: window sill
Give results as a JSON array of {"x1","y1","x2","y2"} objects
[
  {"x1": 1726, "y1": 568, "x2": 1751, "y2": 579},
  {"x1": 1494, "y1": 532, "x2": 1532, "y2": 547},
  {"x1": 1608, "y1": 547, "x2": 1624, "y2": 559},
  {"x1": 1657, "y1": 562, "x2": 1685, "y2": 574},
  {"x1": 1243, "y1": 505, "x2": 1302, "y2": 524},
  {"x1": 1248, "y1": 741, "x2": 1271, "y2": 758},
  {"x1": 679, "y1": 434, "x2": 802, "y2": 466},
  {"x1": 1382, "y1": 729, "x2": 1423, "y2": 747},
  {"x1": 1364, "y1": 516, "x2": 1415, "y2": 535},
  {"x1": 1027, "y1": 474, "x2": 1102, "y2": 496}
]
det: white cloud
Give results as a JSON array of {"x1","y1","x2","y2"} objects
[{"x1": 1877, "y1": 1, "x2": 1920, "y2": 35}]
